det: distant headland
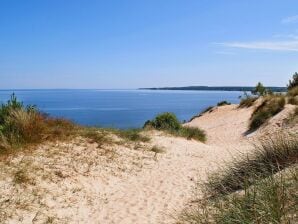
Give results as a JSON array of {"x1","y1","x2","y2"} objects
[{"x1": 139, "y1": 86, "x2": 287, "y2": 92}]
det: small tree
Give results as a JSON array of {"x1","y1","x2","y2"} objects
[
  {"x1": 287, "y1": 72, "x2": 298, "y2": 90},
  {"x1": 251, "y1": 82, "x2": 267, "y2": 96}
]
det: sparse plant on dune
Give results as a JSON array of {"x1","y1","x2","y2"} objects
[
  {"x1": 238, "y1": 92, "x2": 258, "y2": 108},
  {"x1": 217, "y1": 101, "x2": 231, "y2": 106},
  {"x1": 249, "y1": 95, "x2": 285, "y2": 130}
]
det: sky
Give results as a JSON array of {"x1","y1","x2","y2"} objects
[{"x1": 0, "y1": 0, "x2": 298, "y2": 89}]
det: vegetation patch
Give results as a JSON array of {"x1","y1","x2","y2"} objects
[
  {"x1": 178, "y1": 134, "x2": 298, "y2": 224},
  {"x1": 239, "y1": 96, "x2": 258, "y2": 108},
  {"x1": 116, "y1": 128, "x2": 150, "y2": 143},
  {"x1": 177, "y1": 126, "x2": 206, "y2": 142},
  {"x1": 204, "y1": 134, "x2": 298, "y2": 197},
  {"x1": 179, "y1": 167, "x2": 298, "y2": 224},
  {"x1": 217, "y1": 101, "x2": 231, "y2": 106},
  {"x1": 288, "y1": 96, "x2": 298, "y2": 105},
  {"x1": 0, "y1": 94, "x2": 78, "y2": 156},
  {"x1": 287, "y1": 86, "x2": 298, "y2": 97},
  {"x1": 249, "y1": 95, "x2": 285, "y2": 130},
  {"x1": 144, "y1": 112, "x2": 206, "y2": 142}
]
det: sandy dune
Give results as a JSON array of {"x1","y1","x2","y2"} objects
[{"x1": 0, "y1": 104, "x2": 295, "y2": 223}]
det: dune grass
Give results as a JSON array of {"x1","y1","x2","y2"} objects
[
  {"x1": 239, "y1": 96, "x2": 258, "y2": 108},
  {"x1": 144, "y1": 112, "x2": 206, "y2": 142},
  {"x1": 217, "y1": 101, "x2": 231, "y2": 106},
  {"x1": 287, "y1": 86, "x2": 298, "y2": 97},
  {"x1": 177, "y1": 134, "x2": 298, "y2": 224},
  {"x1": 204, "y1": 134, "x2": 298, "y2": 197},
  {"x1": 0, "y1": 95, "x2": 78, "y2": 155},
  {"x1": 288, "y1": 96, "x2": 298, "y2": 105},
  {"x1": 249, "y1": 95, "x2": 285, "y2": 130}
]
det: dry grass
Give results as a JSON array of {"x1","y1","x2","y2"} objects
[
  {"x1": 288, "y1": 96, "x2": 298, "y2": 105},
  {"x1": 287, "y1": 86, "x2": 298, "y2": 97},
  {"x1": 0, "y1": 108, "x2": 78, "y2": 156}
]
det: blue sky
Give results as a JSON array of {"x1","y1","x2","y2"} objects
[{"x1": 0, "y1": 0, "x2": 297, "y2": 89}]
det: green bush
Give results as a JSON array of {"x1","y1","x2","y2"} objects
[
  {"x1": 217, "y1": 101, "x2": 231, "y2": 106},
  {"x1": 144, "y1": 112, "x2": 181, "y2": 131},
  {"x1": 249, "y1": 96, "x2": 285, "y2": 130},
  {"x1": 144, "y1": 112, "x2": 206, "y2": 142}
]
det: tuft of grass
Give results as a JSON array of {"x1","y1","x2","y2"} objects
[
  {"x1": 177, "y1": 134, "x2": 298, "y2": 224},
  {"x1": 249, "y1": 95, "x2": 285, "y2": 130},
  {"x1": 80, "y1": 128, "x2": 113, "y2": 148},
  {"x1": 117, "y1": 129, "x2": 150, "y2": 142},
  {"x1": 201, "y1": 106, "x2": 213, "y2": 114},
  {"x1": 177, "y1": 126, "x2": 206, "y2": 142},
  {"x1": 13, "y1": 169, "x2": 31, "y2": 185},
  {"x1": 217, "y1": 101, "x2": 231, "y2": 106},
  {"x1": 204, "y1": 134, "x2": 298, "y2": 197},
  {"x1": 239, "y1": 96, "x2": 258, "y2": 108},
  {"x1": 144, "y1": 112, "x2": 206, "y2": 142}
]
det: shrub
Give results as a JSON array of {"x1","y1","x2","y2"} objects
[
  {"x1": 144, "y1": 112, "x2": 206, "y2": 142},
  {"x1": 249, "y1": 96, "x2": 285, "y2": 130},
  {"x1": 144, "y1": 112, "x2": 181, "y2": 131},
  {"x1": 217, "y1": 101, "x2": 231, "y2": 106}
]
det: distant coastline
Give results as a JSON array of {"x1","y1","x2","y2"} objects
[{"x1": 139, "y1": 86, "x2": 287, "y2": 92}]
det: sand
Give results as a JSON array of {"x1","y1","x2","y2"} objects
[{"x1": 0, "y1": 104, "x2": 296, "y2": 224}]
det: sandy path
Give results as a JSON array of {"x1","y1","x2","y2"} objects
[
  {"x1": 96, "y1": 133, "x2": 235, "y2": 224},
  {"x1": 98, "y1": 105, "x2": 256, "y2": 223}
]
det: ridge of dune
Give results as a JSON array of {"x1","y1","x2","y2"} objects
[{"x1": 0, "y1": 102, "x2": 295, "y2": 224}]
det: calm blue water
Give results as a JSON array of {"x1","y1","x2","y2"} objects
[{"x1": 0, "y1": 90, "x2": 242, "y2": 129}]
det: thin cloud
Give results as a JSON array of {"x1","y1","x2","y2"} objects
[
  {"x1": 281, "y1": 15, "x2": 298, "y2": 24},
  {"x1": 214, "y1": 51, "x2": 236, "y2": 55},
  {"x1": 217, "y1": 40, "x2": 298, "y2": 52}
]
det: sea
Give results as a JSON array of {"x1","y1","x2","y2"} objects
[{"x1": 0, "y1": 89, "x2": 243, "y2": 129}]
